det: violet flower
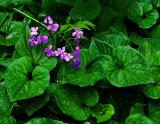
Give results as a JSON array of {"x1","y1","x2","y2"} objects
[
  {"x1": 53, "y1": 47, "x2": 65, "y2": 56},
  {"x1": 37, "y1": 36, "x2": 48, "y2": 44},
  {"x1": 43, "y1": 16, "x2": 53, "y2": 24},
  {"x1": 47, "y1": 23, "x2": 59, "y2": 31},
  {"x1": 72, "y1": 51, "x2": 80, "y2": 57},
  {"x1": 44, "y1": 16, "x2": 59, "y2": 31},
  {"x1": 71, "y1": 58, "x2": 81, "y2": 69},
  {"x1": 28, "y1": 36, "x2": 40, "y2": 46},
  {"x1": 44, "y1": 44, "x2": 54, "y2": 57},
  {"x1": 60, "y1": 52, "x2": 73, "y2": 62},
  {"x1": 31, "y1": 27, "x2": 38, "y2": 36},
  {"x1": 75, "y1": 46, "x2": 80, "y2": 51},
  {"x1": 72, "y1": 27, "x2": 83, "y2": 40}
]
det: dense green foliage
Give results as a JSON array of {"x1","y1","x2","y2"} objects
[{"x1": 1, "y1": 0, "x2": 160, "y2": 124}]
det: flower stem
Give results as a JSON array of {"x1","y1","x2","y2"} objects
[{"x1": 13, "y1": 8, "x2": 47, "y2": 28}]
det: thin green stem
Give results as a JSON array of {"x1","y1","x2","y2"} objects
[{"x1": 13, "y1": 8, "x2": 47, "y2": 28}]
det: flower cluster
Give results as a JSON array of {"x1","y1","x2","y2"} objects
[
  {"x1": 44, "y1": 16, "x2": 59, "y2": 31},
  {"x1": 28, "y1": 27, "x2": 48, "y2": 46},
  {"x1": 28, "y1": 16, "x2": 83, "y2": 68},
  {"x1": 44, "y1": 45, "x2": 73, "y2": 62}
]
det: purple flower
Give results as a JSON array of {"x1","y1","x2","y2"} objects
[
  {"x1": 72, "y1": 51, "x2": 80, "y2": 57},
  {"x1": 37, "y1": 36, "x2": 48, "y2": 44},
  {"x1": 31, "y1": 27, "x2": 38, "y2": 36},
  {"x1": 75, "y1": 46, "x2": 80, "y2": 51},
  {"x1": 60, "y1": 52, "x2": 73, "y2": 62},
  {"x1": 47, "y1": 23, "x2": 59, "y2": 31},
  {"x1": 72, "y1": 27, "x2": 83, "y2": 40},
  {"x1": 43, "y1": 16, "x2": 53, "y2": 24},
  {"x1": 44, "y1": 44, "x2": 54, "y2": 57},
  {"x1": 71, "y1": 58, "x2": 81, "y2": 68},
  {"x1": 28, "y1": 36, "x2": 40, "y2": 46},
  {"x1": 53, "y1": 47, "x2": 65, "y2": 56}
]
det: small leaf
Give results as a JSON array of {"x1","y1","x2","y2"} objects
[
  {"x1": 5, "y1": 57, "x2": 50, "y2": 101},
  {"x1": 91, "y1": 104, "x2": 115, "y2": 123},
  {"x1": 130, "y1": 103, "x2": 144, "y2": 115}
]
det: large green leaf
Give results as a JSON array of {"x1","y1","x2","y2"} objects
[
  {"x1": 5, "y1": 57, "x2": 50, "y2": 101},
  {"x1": 125, "y1": 114, "x2": 154, "y2": 124},
  {"x1": 127, "y1": 1, "x2": 159, "y2": 29},
  {"x1": 104, "y1": 46, "x2": 153, "y2": 87},
  {"x1": 69, "y1": 0, "x2": 101, "y2": 21},
  {"x1": 25, "y1": 118, "x2": 67, "y2": 124},
  {"x1": 53, "y1": 84, "x2": 99, "y2": 121},
  {"x1": 93, "y1": 28, "x2": 129, "y2": 55},
  {"x1": 91, "y1": 104, "x2": 115, "y2": 123}
]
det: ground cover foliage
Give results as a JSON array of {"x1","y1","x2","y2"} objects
[{"x1": 1, "y1": 0, "x2": 160, "y2": 124}]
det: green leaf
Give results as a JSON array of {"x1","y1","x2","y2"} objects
[
  {"x1": 149, "y1": 102, "x2": 160, "y2": 123},
  {"x1": 91, "y1": 104, "x2": 115, "y2": 123},
  {"x1": 151, "y1": 25, "x2": 160, "y2": 38},
  {"x1": 125, "y1": 114, "x2": 154, "y2": 124},
  {"x1": 0, "y1": 116, "x2": 16, "y2": 124},
  {"x1": 39, "y1": 56, "x2": 57, "y2": 71},
  {"x1": 0, "y1": 12, "x2": 10, "y2": 27},
  {"x1": 25, "y1": 118, "x2": 67, "y2": 124},
  {"x1": 93, "y1": 29, "x2": 129, "y2": 55},
  {"x1": 130, "y1": 103, "x2": 144, "y2": 115},
  {"x1": 5, "y1": 57, "x2": 50, "y2": 101},
  {"x1": 104, "y1": 46, "x2": 153, "y2": 87},
  {"x1": 127, "y1": 1, "x2": 159, "y2": 29},
  {"x1": 53, "y1": 84, "x2": 99, "y2": 121},
  {"x1": 15, "y1": 19, "x2": 32, "y2": 58},
  {"x1": 0, "y1": 83, "x2": 12, "y2": 116},
  {"x1": 141, "y1": 51, "x2": 160, "y2": 99},
  {"x1": 0, "y1": 21, "x2": 26, "y2": 46},
  {"x1": 21, "y1": 93, "x2": 50, "y2": 116},
  {"x1": 70, "y1": 0, "x2": 101, "y2": 21}
]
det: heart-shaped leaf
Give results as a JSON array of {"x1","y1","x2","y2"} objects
[
  {"x1": 53, "y1": 84, "x2": 99, "y2": 121},
  {"x1": 5, "y1": 57, "x2": 50, "y2": 101},
  {"x1": 104, "y1": 46, "x2": 153, "y2": 87}
]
